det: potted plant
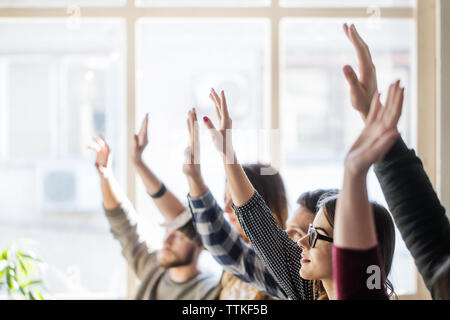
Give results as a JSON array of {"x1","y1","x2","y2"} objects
[{"x1": 0, "y1": 241, "x2": 46, "y2": 300}]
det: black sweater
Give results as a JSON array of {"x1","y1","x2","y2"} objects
[{"x1": 374, "y1": 138, "x2": 450, "y2": 298}]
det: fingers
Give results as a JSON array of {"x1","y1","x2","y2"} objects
[
  {"x1": 220, "y1": 90, "x2": 230, "y2": 119},
  {"x1": 378, "y1": 81, "x2": 399, "y2": 122},
  {"x1": 366, "y1": 92, "x2": 382, "y2": 124},
  {"x1": 384, "y1": 82, "x2": 404, "y2": 127},
  {"x1": 87, "y1": 142, "x2": 100, "y2": 153},
  {"x1": 210, "y1": 88, "x2": 222, "y2": 120},
  {"x1": 343, "y1": 65, "x2": 359, "y2": 87},
  {"x1": 344, "y1": 23, "x2": 374, "y2": 81},
  {"x1": 370, "y1": 129, "x2": 400, "y2": 162},
  {"x1": 203, "y1": 116, "x2": 216, "y2": 131},
  {"x1": 139, "y1": 113, "x2": 149, "y2": 136},
  {"x1": 133, "y1": 134, "x2": 139, "y2": 148},
  {"x1": 350, "y1": 24, "x2": 373, "y2": 60}
]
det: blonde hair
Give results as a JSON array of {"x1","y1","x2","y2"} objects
[{"x1": 313, "y1": 280, "x2": 329, "y2": 300}]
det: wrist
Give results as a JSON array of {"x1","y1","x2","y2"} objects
[
  {"x1": 132, "y1": 158, "x2": 144, "y2": 167},
  {"x1": 222, "y1": 150, "x2": 237, "y2": 165},
  {"x1": 187, "y1": 173, "x2": 205, "y2": 186},
  {"x1": 344, "y1": 163, "x2": 368, "y2": 180}
]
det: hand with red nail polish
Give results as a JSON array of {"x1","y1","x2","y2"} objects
[{"x1": 204, "y1": 89, "x2": 235, "y2": 163}]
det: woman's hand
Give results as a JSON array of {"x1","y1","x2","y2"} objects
[
  {"x1": 343, "y1": 23, "x2": 378, "y2": 121},
  {"x1": 203, "y1": 88, "x2": 235, "y2": 164},
  {"x1": 344, "y1": 81, "x2": 404, "y2": 175},
  {"x1": 132, "y1": 114, "x2": 149, "y2": 165},
  {"x1": 88, "y1": 135, "x2": 112, "y2": 178},
  {"x1": 183, "y1": 108, "x2": 202, "y2": 179}
]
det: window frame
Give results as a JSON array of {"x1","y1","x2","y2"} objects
[{"x1": 0, "y1": 0, "x2": 435, "y2": 300}]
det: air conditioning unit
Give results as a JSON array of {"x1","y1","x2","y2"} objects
[{"x1": 36, "y1": 159, "x2": 101, "y2": 213}]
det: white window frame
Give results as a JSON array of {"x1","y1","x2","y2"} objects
[{"x1": 0, "y1": 0, "x2": 437, "y2": 300}]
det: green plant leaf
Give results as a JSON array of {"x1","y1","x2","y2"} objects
[
  {"x1": 0, "y1": 266, "x2": 6, "y2": 281},
  {"x1": 17, "y1": 252, "x2": 43, "y2": 263},
  {"x1": 24, "y1": 280, "x2": 43, "y2": 288},
  {"x1": 28, "y1": 291, "x2": 36, "y2": 300},
  {"x1": 34, "y1": 289, "x2": 44, "y2": 300},
  {"x1": 0, "y1": 247, "x2": 9, "y2": 260},
  {"x1": 18, "y1": 285, "x2": 27, "y2": 297},
  {"x1": 17, "y1": 256, "x2": 29, "y2": 278}
]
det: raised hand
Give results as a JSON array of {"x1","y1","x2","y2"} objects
[
  {"x1": 343, "y1": 23, "x2": 378, "y2": 121},
  {"x1": 88, "y1": 134, "x2": 112, "y2": 178},
  {"x1": 183, "y1": 108, "x2": 201, "y2": 179},
  {"x1": 132, "y1": 113, "x2": 149, "y2": 165},
  {"x1": 344, "y1": 81, "x2": 404, "y2": 175},
  {"x1": 203, "y1": 88, "x2": 235, "y2": 163}
]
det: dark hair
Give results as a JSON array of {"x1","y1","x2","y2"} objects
[
  {"x1": 297, "y1": 189, "x2": 339, "y2": 214},
  {"x1": 317, "y1": 193, "x2": 396, "y2": 298},
  {"x1": 242, "y1": 163, "x2": 288, "y2": 229}
]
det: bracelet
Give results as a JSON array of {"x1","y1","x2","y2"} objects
[{"x1": 150, "y1": 183, "x2": 166, "y2": 199}]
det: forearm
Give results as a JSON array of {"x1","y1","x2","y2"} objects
[
  {"x1": 99, "y1": 172, "x2": 124, "y2": 211},
  {"x1": 134, "y1": 160, "x2": 185, "y2": 221},
  {"x1": 222, "y1": 153, "x2": 254, "y2": 206},
  {"x1": 186, "y1": 175, "x2": 208, "y2": 198},
  {"x1": 334, "y1": 168, "x2": 377, "y2": 249},
  {"x1": 374, "y1": 137, "x2": 450, "y2": 289}
]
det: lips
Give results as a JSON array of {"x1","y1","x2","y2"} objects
[{"x1": 301, "y1": 254, "x2": 311, "y2": 264}]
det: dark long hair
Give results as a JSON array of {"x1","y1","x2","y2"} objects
[
  {"x1": 317, "y1": 193, "x2": 397, "y2": 298},
  {"x1": 242, "y1": 163, "x2": 288, "y2": 229}
]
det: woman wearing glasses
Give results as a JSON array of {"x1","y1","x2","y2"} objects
[{"x1": 201, "y1": 88, "x2": 396, "y2": 300}]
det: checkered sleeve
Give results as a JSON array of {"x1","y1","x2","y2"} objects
[
  {"x1": 187, "y1": 190, "x2": 290, "y2": 300},
  {"x1": 233, "y1": 190, "x2": 315, "y2": 300}
]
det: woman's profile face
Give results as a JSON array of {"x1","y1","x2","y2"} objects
[{"x1": 297, "y1": 208, "x2": 333, "y2": 281}]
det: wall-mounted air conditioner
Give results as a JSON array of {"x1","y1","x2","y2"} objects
[{"x1": 36, "y1": 159, "x2": 101, "y2": 213}]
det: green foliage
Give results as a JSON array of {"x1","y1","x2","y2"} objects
[{"x1": 0, "y1": 243, "x2": 46, "y2": 300}]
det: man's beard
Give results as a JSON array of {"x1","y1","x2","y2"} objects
[{"x1": 157, "y1": 246, "x2": 196, "y2": 269}]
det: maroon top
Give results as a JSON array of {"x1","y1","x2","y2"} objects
[{"x1": 333, "y1": 244, "x2": 389, "y2": 300}]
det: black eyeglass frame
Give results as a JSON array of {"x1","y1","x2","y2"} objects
[{"x1": 308, "y1": 224, "x2": 333, "y2": 248}]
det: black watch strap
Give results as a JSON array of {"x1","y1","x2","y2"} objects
[{"x1": 150, "y1": 183, "x2": 166, "y2": 198}]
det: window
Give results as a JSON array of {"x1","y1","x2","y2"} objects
[
  {"x1": 0, "y1": 19, "x2": 127, "y2": 298},
  {"x1": 280, "y1": 0, "x2": 416, "y2": 7},
  {"x1": 135, "y1": 19, "x2": 269, "y2": 275},
  {"x1": 280, "y1": 18, "x2": 416, "y2": 294},
  {"x1": 0, "y1": 0, "x2": 426, "y2": 299}
]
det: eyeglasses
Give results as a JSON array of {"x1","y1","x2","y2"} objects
[{"x1": 307, "y1": 224, "x2": 333, "y2": 248}]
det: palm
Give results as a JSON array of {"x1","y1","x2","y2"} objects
[
  {"x1": 96, "y1": 144, "x2": 110, "y2": 168},
  {"x1": 88, "y1": 135, "x2": 112, "y2": 176},
  {"x1": 132, "y1": 114, "x2": 149, "y2": 163},
  {"x1": 204, "y1": 88, "x2": 234, "y2": 161},
  {"x1": 343, "y1": 24, "x2": 378, "y2": 119},
  {"x1": 345, "y1": 81, "x2": 404, "y2": 174}
]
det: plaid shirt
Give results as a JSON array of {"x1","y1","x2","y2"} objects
[
  {"x1": 232, "y1": 190, "x2": 316, "y2": 300},
  {"x1": 187, "y1": 190, "x2": 291, "y2": 300}
]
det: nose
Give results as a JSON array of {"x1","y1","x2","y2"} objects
[
  {"x1": 164, "y1": 231, "x2": 175, "y2": 246},
  {"x1": 297, "y1": 234, "x2": 310, "y2": 250}
]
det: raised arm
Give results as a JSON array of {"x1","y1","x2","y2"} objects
[
  {"x1": 183, "y1": 108, "x2": 289, "y2": 299},
  {"x1": 203, "y1": 89, "x2": 314, "y2": 300},
  {"x1": 335, "y1": 83, "x2": 403, "y2": 250},
  {"x1": 132, "y1": 114, "x2": 186, "y2": 222},
  {"x1": 89, "y1": 136, "x2": 154, "y2": 280},
  {"x1": 343, "y1": 24, "x2": 450, "y2": 297},
  {"x1": 202, "y1": 89, "x2": 255, "y2": 205}
]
